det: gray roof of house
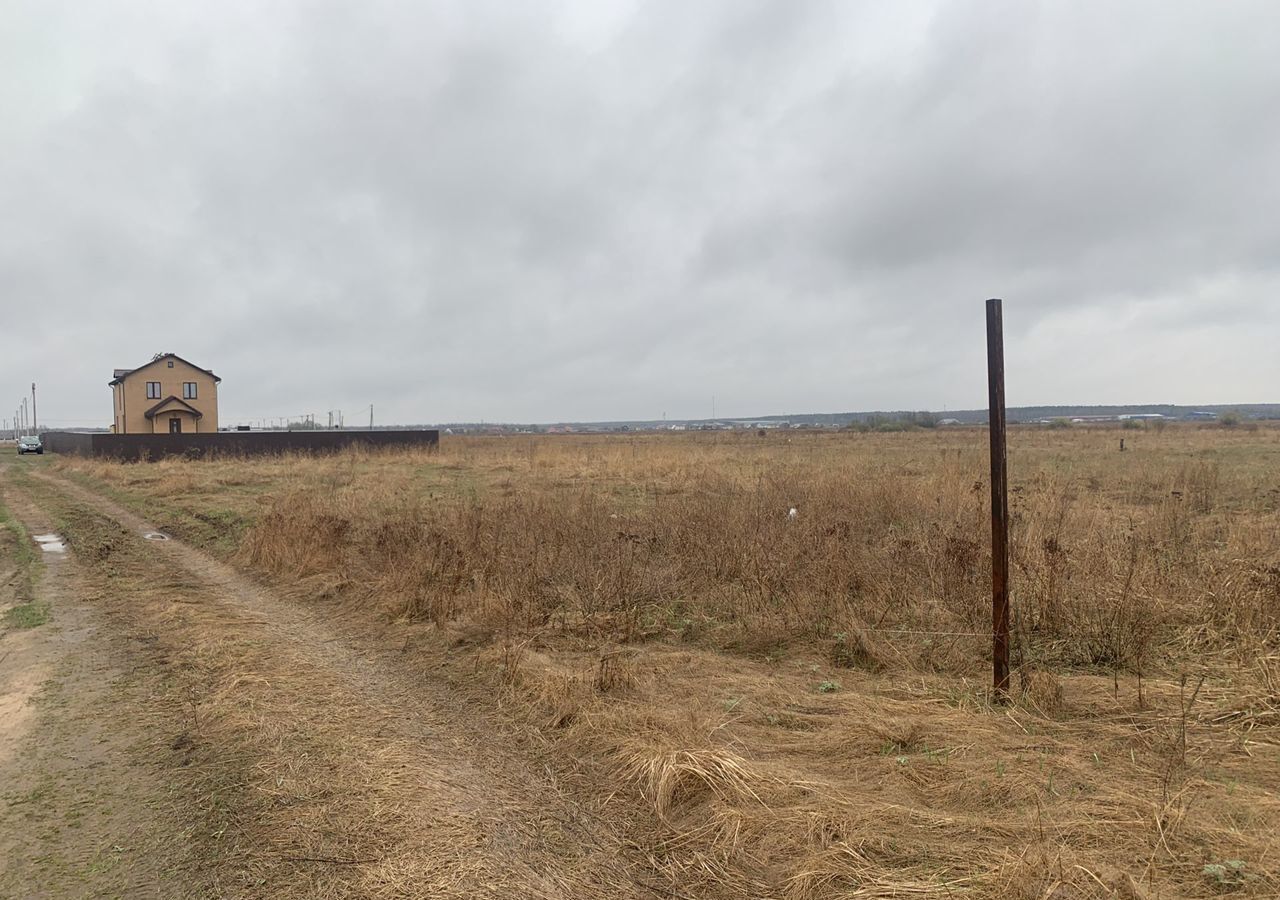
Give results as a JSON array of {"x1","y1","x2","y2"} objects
[{"x1": 108, "y1": 354, "x2": 220, "y2": 386}]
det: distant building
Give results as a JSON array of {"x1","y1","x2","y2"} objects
[{"x1": 109, "y1": 353, "x2": 221, "y2": 434}]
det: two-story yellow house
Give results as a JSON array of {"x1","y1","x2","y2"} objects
[{"x1": 109, "y1": 353, "x2": 220, "y2": 434}]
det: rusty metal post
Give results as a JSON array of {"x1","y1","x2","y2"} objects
[{"x1": 986, "y1": 298, "x2": 1011, "y2": 700}]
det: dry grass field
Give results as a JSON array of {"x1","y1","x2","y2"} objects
[{"x1": 49, "y1": 425, "x2": 1280, "y2": 897}]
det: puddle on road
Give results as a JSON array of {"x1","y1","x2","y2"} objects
[
  {"x1": 33, "y1": 533, "x2": 67, "y2": 554},
  {"x1": 142, "y1": 532, "x2": 170, "y2": 542}
]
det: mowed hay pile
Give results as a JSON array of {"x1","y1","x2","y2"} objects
[{"x1": 71, "y1": 429, "x2": 1280, "y2": 896}]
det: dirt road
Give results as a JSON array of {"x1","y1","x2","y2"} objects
[
  {"x1": 1, "y1": 476, "x2": 199, "y2": 898},
  {"x1": 0, "y1": 463, "x2": 668, "y2": 899}
]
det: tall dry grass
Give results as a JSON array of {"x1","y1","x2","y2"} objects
[
  {"x1": 53, "y1": 426, "x2": 1280, "y2": 897},
  {"x1": 225, "y1": 430, "x2": 1280, "y2": 679}
]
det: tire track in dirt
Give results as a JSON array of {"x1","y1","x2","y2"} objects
[
  {"x1": 26, "y1": 469, "x2": 666, "y2": 899},
  {"x1": 1, "y1": 475, "x2": 196, "y2": 898}
]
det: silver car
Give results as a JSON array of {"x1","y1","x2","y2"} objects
[{"x1": 16, "y1": 435, "x2": 43, "y2": 455}]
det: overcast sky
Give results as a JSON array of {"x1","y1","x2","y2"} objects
[{"x1": 3, "y1": 0, "x2": 1278, "y2": 427}]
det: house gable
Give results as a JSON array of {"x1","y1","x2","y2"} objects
[
  {"x1": 109, "y1": 353, "x2": 221, "y2": 387},
  {"x1": 143, "y1": 396, "x2": 204, "y2": 420}
]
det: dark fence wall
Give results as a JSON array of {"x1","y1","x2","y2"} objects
[
  {"x1": 41, "y1": 430, "x2": 439, "y2": 461},
  {"x1": 39, "y1": 431, "x2": 96, "y2": 456}
]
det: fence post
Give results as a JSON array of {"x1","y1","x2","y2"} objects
[{"x1": 986, "y1": 298, "x2": 1011, "y2": 700}]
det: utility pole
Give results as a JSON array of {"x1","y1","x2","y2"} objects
[
  {"x1": 369, "y1": 404, "x2": 374, "y2": 430},
  {"x1": 31, "y1": 383, "x2": 37, "y2": 434},
  {"x1": 986, "y1": 298, "x2": 1011, "y2": 701}
]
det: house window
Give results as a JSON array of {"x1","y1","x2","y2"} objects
[
  {"x1": 183, "y1": 382, "x2": 198, "y2": 399},
  {"x1": 167, "y1": 360, "x2": 174, "y2": 368},
  {"x1": 147, "y1": 381, "x2": 161, "y2": 399}
]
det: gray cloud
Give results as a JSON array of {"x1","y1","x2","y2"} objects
[{"x1": 2, "y1": 0, "x2": 1277, "y2": 427}]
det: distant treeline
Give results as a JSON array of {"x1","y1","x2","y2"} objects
[
  {"x1": 759, "y1": 403, "x2": 1280, "y2": 427},
  {"x1": 407, "y1": 403, "x2": 1280, "y2": 433}
]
